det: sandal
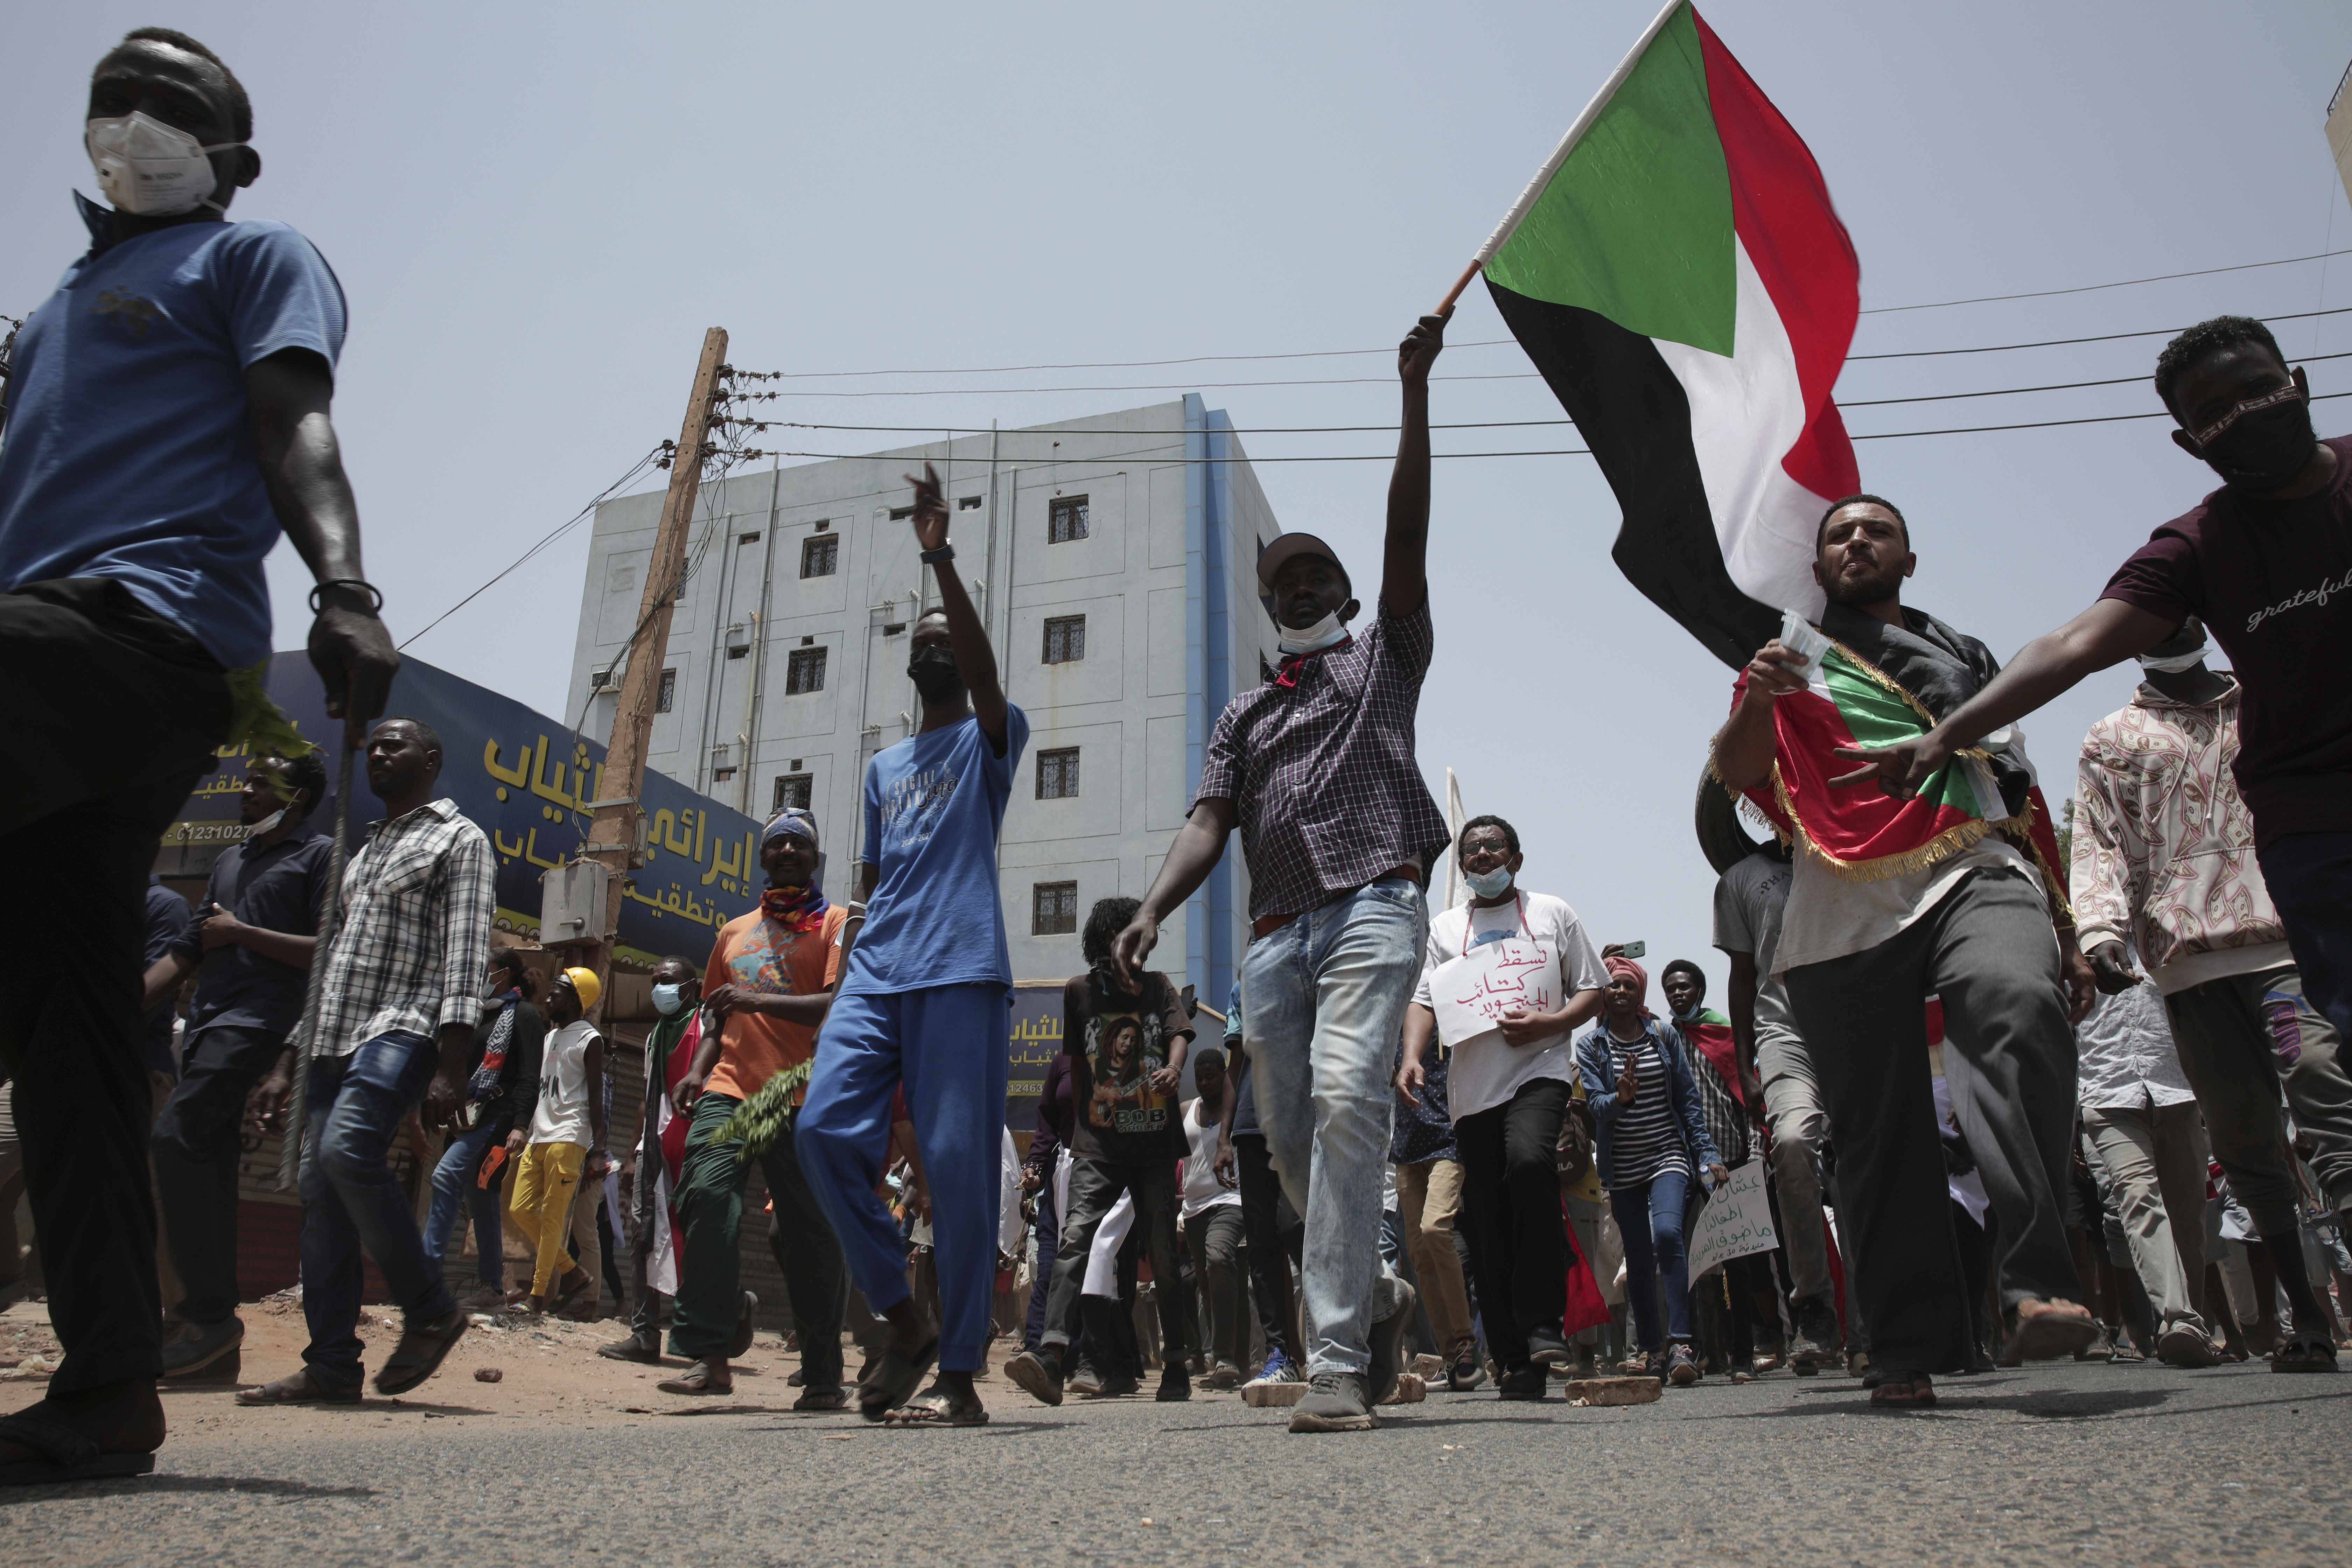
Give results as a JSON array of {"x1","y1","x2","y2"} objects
[
  {"x1": 793, "y1": 1384, "x2": 848, "y2": 1412},
  {"x1": 2272, "y1": 1330, "x2": 2339, "y2": 1374},
  {"x1": 1869, "y1": 1370, "x2": 1937, "y2": 1409},
  {"x1": 0, "y1": 1410, "x2": 156, "y2": 1486},
  {"x1": 2006, "y1": 1300, "x2": 2099, "y2": 1363},
  {"x1": 858, "y1": 1332, "x2": 940, "y2": 1422},
  {"x1": 883, "y1": 1381, "x2": 988, "y2": 1427},
  {"x1": 234, "y1": 1368, "x2": 363, "y2": 1407},
  {"x1": 376, "y1": 1310, "x2": 471, "y2": 1396},
  {"x1": 657, "y1": 1361, "x2": 734, "y2": 1396}
]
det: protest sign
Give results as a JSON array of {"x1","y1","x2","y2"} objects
[{"x1": 1686, "y1": 1157, "x2": 1778, "y2": 1284}]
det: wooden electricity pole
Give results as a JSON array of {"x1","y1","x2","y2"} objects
[{"x1": 574, "y1": 326, "x2": 729, "y2": 1010}]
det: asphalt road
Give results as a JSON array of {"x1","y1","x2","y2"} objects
[{"x1": 10, "y1": 1359, "x2": 2350, "y2": 1566}]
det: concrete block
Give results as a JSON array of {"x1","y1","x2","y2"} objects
[{"x1": 1567, "y1": 1376, "x2": 1663, "y2": 1407}]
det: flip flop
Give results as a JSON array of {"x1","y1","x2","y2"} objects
[
  {"x1": 375, "y1": 1311, "x2": 470, "y2": 1396},
  {"x1": 657, "y1": 1362, "x2": 733, "y2": 1396},
  {"x1": 2008, "y1": 1302, "x2": 2099, "y2": 1363},
  {"x1": 234, "y1": 1369, "x2": 363, "y2": 1406},
  {"x1": 2272, "y1": 1330, "x2": 2339, "y2": 1374},
  {"x1": 883, "y1": 1385, "x2": 988, "y2": 1427},
  {"x1": 792, "y1": 1384, "x2": 848, "y2": 1412},
  {"x1": 858, "y1": 1334, "x2": 940, "y2": 1423},
  {"x1": 1869, "y1": 1371, "x2": 1937, "y2": 1409},
  {"x1": 0, "y1": 1411, "x2": 156, "y2": 1486}
]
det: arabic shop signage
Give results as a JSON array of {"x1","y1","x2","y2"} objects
[
  {"x1": 163, "y1": 651, "x2": 765, "y2": 964},
  {"x1": 1007, "y1": 981, "x2": 1064, "y2": 1133}
]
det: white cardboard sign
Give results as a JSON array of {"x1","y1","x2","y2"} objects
[
  {"x1": 1686, "y1": 1158, "x2": 1778, "y2": 1285},
  {"x1": 1430, "y1": 936, "x2": 1560, "y2": 1048}
]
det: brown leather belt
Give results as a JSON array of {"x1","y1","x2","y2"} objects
[{"x1": 1251, "y1": 864, "x2": 1424, "y2": 941}]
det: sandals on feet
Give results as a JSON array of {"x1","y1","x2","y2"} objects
[
  {"x1": 793, "y1": 1384, "x2": 848, "y2": 1412},
  {"x1": 2007, "y1": 1300, "x2": 2099, "y2": 1363},
  {"x1": 375, "y1": 1311, "x2": 470, "y2": 1396},
  {"x1": 883, "y1": 1382, "x2": 988, "y2": 1427},
  {"x1": 0, "y1": 1410, "x2": 157, "y2": 1486},
  {"x1": 234, "y1": 1368, "x2": 363, "y2": 1407},
  {"x1": 858, "y1": 1334, "x2": 940, "y2": 1422},
  {"x1": 1869, "y1": 1370, "x2": 1937, "y2": 1409},
  {"x1": 2272, "y1": 1330, "x2": 2339, "y2": 1374}
]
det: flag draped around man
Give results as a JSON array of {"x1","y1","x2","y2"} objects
[{"x1": 1457, "y1": 0, "x2": 1861, "y2": 670}]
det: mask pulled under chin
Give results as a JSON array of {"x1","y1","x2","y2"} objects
[
  {"x1": 1277, "y1": 611, "x2": 1350, "y2": 657},
  {"x1": 86, "y1": 112, "x2": 242, "y2": 217},
  {"x1": 1464, "y1": 866, "x2": 1513, "y2": 899},
  {"x1": 2197, "y1": 390, "x2": 2317, "y2": 492}
]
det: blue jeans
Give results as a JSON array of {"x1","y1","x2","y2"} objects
[
  {"x1": 423, "y1": 1118, "x2": 506, "y2": 1291},
  {"x1": 299, "y1": 1031, "x2": 457, "y2": 1386},
  {"x1": 1611, "y1": 1168, "x2": 1693, "y2": 1351},
  {"x1": 1240, "y1": 877, "x2": 1425, "y2": 1376},
  {"x1": 2260, "y1": 832, "x2": 2352, "y2": 1053}
]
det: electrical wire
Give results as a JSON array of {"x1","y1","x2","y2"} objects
[
  {"x1": 1856, "y1": 247, "x2": 2352, "y2": 315},
  {"x1": 1846, "y1": 304, "x2": 2352, "y2": 362}
]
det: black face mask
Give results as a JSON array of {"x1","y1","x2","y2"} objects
[
  {"x1": 908, "y1": 646, "x2": 964, "y2": 703},
  {"x1": 2196, "y1": 388, "x2": 2316, "y2": 493}
]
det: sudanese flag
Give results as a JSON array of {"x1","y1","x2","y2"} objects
[{"x1": 1472, "y1": 1, "x2": 1859, "y2": 670}]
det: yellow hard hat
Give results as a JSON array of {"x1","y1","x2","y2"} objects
[{"x1": 559, "y1": 966, "x2": 603, "y2": 1011}]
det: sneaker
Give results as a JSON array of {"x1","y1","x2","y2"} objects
[
  {"x1": 1447, "y1": 1339, "x2": 1487, "y2": 1392},
  {"x1": 1287, "y1": 1371, "x2": 1376, "y2": 1433},
  {"x1": 1245, "y1": 1347, "x2": 1303, "y2": 1386},
  {"x1": 2075, "y1": 1325, "x2": 2115, "y2": 1362},
  {"x1": 2157, "y1": 1325, "x2": 2223, "y2": 1368},
  {"x1": 1087, "y1": 1368, "x2": 1140, "y2": 1398},
  {"x1": 597, "y1": 1331, "x2": 663, "y2": 1363},
  {"x1": 1206, "y1": 1361, "x2": 1242, "y2": 1389},
  {"x1": 1155, "y1": 1366, "x2": 1192, "y2": 1402},
  {"x1": 1525, "y1": 1328, "x2": 1574, "y2": 1369},
  {"x1": 1788, "y1": 1296, "x2": 1839, "y2": 1376},
  {"x1": 1729, "y1": 1363, "x2": 1756, "y2": 1384},
  {"x1": 1003, "y1": 1348, "x2": 1064, "y2": 1407},
  {"x1": 1367, "y1": 1277, "x2": 1418, "y2": 1405},
  {"x1": 1065, "y1": 1360, "x2": 1107, "y2": 1396},
  {"x1": 1496, "y1": 1363, "x2": 1548, "y2": 1400},
  {"x1": 160, "y1": 1315, "x2": 244, "y2": 1378},
  {"x1": 1666, "y1": 1343, "x2": 1701, "y2": 1386},
  {"x1": 1847, "y1": 1350, "x2": 1870, "y2": 1378}
]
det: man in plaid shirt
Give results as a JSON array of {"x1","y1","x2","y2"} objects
[
  {"x1": 1114, "y1": 313, "x2": 1449, "y2": 1433},
  {"x1": 241, "y1": 718, "x2": 493, "y2": 1404}
]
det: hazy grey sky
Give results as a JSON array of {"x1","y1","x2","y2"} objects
[{"x1": 9, "y1": 1, "x2": 2350, "y2": 999}]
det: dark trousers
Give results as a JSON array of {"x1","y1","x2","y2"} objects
[
  {"x1": 1043, "y1": 1157, "x2": 1190, "y2": 1368},
  {"x1": 151, "y1": 1023, "x2": 287, "y2": 1325},
  {"x1": 1785, "y1": 865, "x2": 2081, "y2": 1376},
  {"x1": 2261, "y1": 833, "x2": 2352, "y2": 1080},
  {"x1": 1454, "y1": 1076, "x2": 1572, "y2": 1368},
  {"x1": 672, "y1": 1090, "x2": 844, "y2": 1378},
  {"x1": 300, "y1": 1032, "x2": 459, "y2": 1384},
  {"x1": 1024, "y1": 1170, "x2": 1059, "y2": 1349},
  {"x1": 1184, "y1": 1203, "x2": 1248, "y2": 1370},
  {"x1": 1233, "y1": 1132, "x2": 1301, "y2": 1358},
  {"x1": 0, "y1": 578, "x2": 230, "y2": 1394}
]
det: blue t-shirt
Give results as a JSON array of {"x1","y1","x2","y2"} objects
[
  {"x1": 144, "y1": 877, "x2": 194, "y2": 1078},
  {"x1": 845, "y1": 706, "x2": 1029, "y2": 996},
  {"x1": 0, "y1": 198, "x2": 347, "y2": 672}
]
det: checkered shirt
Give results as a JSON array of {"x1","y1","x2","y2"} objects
[
  {"x1": 1195, "y1": 596, "x2": 1448, "y2": 924},
  {"x1": 310, "y1": 797, "x2": 495, "y2": 1057}
]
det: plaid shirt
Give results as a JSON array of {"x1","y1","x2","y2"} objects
[
  {"x1": 311, "y1": 798, "x2": 495, "y2": 1058},
  {"x1": 1196, "y1": 596, "x2": 1448, "y2": 924}
]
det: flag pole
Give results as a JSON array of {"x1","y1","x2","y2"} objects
[{"x1": 1432, "y1": 0, "x2": 1689, "y2": 315}]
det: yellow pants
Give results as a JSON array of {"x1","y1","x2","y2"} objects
[{"x1": 508, "y1": 1141, "x2": 586, "y2": 1298}]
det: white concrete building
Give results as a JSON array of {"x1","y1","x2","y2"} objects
[{"x1": 565, "y1": 397, "x2": 1282, "y2": 1008}]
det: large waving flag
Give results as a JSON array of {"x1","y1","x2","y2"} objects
[{"x1": 1455, "y1": 1, "x2": 1859, "y2": 670}]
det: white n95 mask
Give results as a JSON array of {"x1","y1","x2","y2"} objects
[{"x1": 86, "y1": 112, "x2": 243, "y2": 216}]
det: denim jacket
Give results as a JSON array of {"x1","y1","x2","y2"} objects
[{"x1": 1575, "y1": 1018, "x2": 1720, "y2": 1189}]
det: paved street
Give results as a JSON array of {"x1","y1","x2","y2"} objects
[{"x1": 10, "y1": 1358, "x2": 2350, "y2": 1566}]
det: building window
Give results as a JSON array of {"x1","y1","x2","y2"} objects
[
  {"x1": 1043, "y1": 615, "x2": 1086, "y2": 664},
  {"x1": 712, "y1": 767, "x2": 736, "y2": 783},
  {"x1": 882, "y1": 622, "x2": 906, "y2": 636},
  {"x1": 738, "y1": 530, "x2": 762, "y2": 545},
  {"x1": 889, "y1": 505, "x2": 915, "y2": 521},
  {"x1": 773, "y1": 773, "x2": 812, "y2": 811},
  {"x1": 1036, "y1": 747, "x2": 1080, "y2": 799},
  {"x1": 655, "y1": 668, "x2": 676, "y2": 713},
  {"x1": 1049, "y1": 495, "x2": 1090, "y2": 544},
  {"x1": 802, "y1": 534, "x2": 839, "y2": 578},
  {"x1": 1032, "y1": 881, "x2": 1079, "y2": 936},
  {"x1": 958, "y1": 495, "x2": 982, "y2": 510},
  {"x1": 786, "y1": 647, "x2": 828, "y2": 695}
]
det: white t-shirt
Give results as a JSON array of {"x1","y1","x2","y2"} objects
[
  {"x1": 1180, "y1": 1099, "x2": 1241, "y2": 1218},
  {"x1": 530, "y1": 1019, "x2": 600, "y2": 1146},
  {"x1": 1771, "y1": 836, "x2": 2037, "y2": 977},
  {"x1": 1411, "y1": 890, "x2": 1606, "y2": 1121}
]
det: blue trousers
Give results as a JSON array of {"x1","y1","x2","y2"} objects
[
  {"x1": 1612, "y1": 1168, "x2": 1694, "y2": 1351},
  {"x1": 797, "y1": 983, "x2": 1010, "y2": 1373},
  {"x1": 424, "y1": 1119, "x2": 507, "y2": 1290},
  {"x1": 2261, "y1": 832, "x2": 2352, "y2": 1052}
]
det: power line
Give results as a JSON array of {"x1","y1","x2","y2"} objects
[
  {"x1": 1841, "y1": 349, "x2": 2352, "y2": 408},
  {"x1": 1846, "y1": 304, "x2": 2352, "y2": 361},
  {"x1": 1856, "y1": 247, "x2": 2352, "y2": 315}
]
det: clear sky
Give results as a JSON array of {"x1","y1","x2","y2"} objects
[{"x1": 8, "y1": 1, "x2": 2350, "y2": 1003}]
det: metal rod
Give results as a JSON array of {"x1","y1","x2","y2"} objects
[{"x1": 276, "y1": 737, "x2": 358, "y2": 1192}]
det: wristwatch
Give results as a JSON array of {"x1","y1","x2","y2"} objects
[{"x1": 919, "y1": 542, "x2": 955, "y2": 565}]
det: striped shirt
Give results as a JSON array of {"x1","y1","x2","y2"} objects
[
  {"x1": 311, "y1": 797, "x2": 495, "y2": 1057},
  {"x1": 1600, "y1": 1032, "x2": 1688, "y2": 1186}
]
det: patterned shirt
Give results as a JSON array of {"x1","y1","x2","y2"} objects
[
  {"x1": 1195, "y1": 597, "x2": 1448, "y2": 924},
  {"x1": 311, "y1": 798, "x2": 495, "y2": 1057}
]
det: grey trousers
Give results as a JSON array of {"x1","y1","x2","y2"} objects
[
  {"x1": 2081, "y1": 1100, "x2": 2210, "y2": 1336},
  {"x1": 627, "y1": 1133, "x2": 666, "y2": 1339},
  {"x1": 1755, "y1": 1028, "x2": 1838, "y2": 1308},
  {"x1": 2165, "y1": 964, "x2": 2352, "y2": 1234},
  {"x1": 1785, "y1": 866, "x2": 2081, "y2": 1375}
]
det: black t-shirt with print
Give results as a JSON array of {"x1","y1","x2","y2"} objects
[{"x1": 1064, "y1": 968, "x2": 1193, "y2": 1164}]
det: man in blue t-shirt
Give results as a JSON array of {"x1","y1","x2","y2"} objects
[
  {"x1": 798, "y1": 463, "x2": 1028, "y2": 1429},
  {"x1": 0, "y1": 29, "x2": 396, "y2": 1481}
]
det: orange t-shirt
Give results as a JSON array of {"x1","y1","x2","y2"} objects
[{"x1": 703, "y1": 903, "x2": 848, "y2": 1105}]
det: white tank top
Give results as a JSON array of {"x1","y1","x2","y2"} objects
[
  {"x1": 530, "y1": 1020, "x2": 599, "y2": 1147},
  {"x1": 1180, "y1": 1099, "x2": 1242, "y2": 1218}
]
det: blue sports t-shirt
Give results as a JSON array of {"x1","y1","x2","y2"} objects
[
  {"x1": 0, "y1": 197, "x2": 347, "y2": 672},
  {"x1": 845, "y1": 706, "x2": 1030, "y2": 996}
]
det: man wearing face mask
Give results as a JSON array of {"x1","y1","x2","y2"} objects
[
  {"x1": 1838, "y1": 315, "x2": 2352, "y2": 1119},
  {"x1": 0, "y1": 29, "x2": 394, "y2": 1480},
  {"x1": 797, "y1": 463, "x2": 1029, "y2": 1428},
  {"x1": 603, "y1": 955, "x2": 703, "y2": 1365},
  {"x1": 1112, "y1": 315, "x2": 1450, "y2": 1434},
  {"x1": 2071, "y1": 616, "x2": 2352, "y2": 1371},
  {"x1": 664, "y1": 810, "x2": 850, "y2": 1402}
]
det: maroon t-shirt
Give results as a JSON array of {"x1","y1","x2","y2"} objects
[{"x1": 2100, "y1": 434, "x2": 2352, "y2": 846}]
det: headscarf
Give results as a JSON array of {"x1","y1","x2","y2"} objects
[
  {"x1": 1604, "y1": 954, "x2": 1648, "y2": 1006},
  {"x1": 758, "y1": 807, "x2": 831, "y2": 932}
]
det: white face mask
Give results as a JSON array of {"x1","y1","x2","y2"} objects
[
  {"x1": 86, "y1": 112, "x2": 242, "y2": 216},
  {"x1": 1276, "y1": 610, "x2": 1350, "y2": 658},
  {"x1": 2138, "y1": 646, "x2": 2207, "y2": 674}
]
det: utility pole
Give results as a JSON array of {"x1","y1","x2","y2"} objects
[{"x1": 572, "y1": 326, "x2": 730, "y2": 1011}]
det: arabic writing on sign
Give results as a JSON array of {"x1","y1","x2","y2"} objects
[
  {"x1": 1009, "y1": 1014, "x2": 1065, "y2": 1070},
  {"x1": 1686, "y1": 1158, "x2": 1778, "y2": 1284},
  {"x1": 1429, "y1": 937, "x2": 1560, "y2": 1049}
]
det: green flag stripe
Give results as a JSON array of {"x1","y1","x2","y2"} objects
[
  {"x1": 1821, "y1": 656, "x2": 1979, "y2": 815},
  {"x1": 1482, "y1": 4, "x2": 1735, "y2": 356}
]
